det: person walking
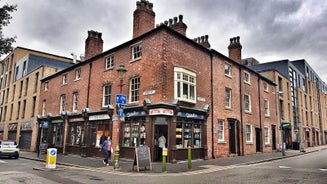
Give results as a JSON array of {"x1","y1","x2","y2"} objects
[{"x1": 102, "y1": 136, "x2": 112, "y2": 166}]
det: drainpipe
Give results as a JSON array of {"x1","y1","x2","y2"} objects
[
  {"x1": 239, "y1": 67, "x2": 244, "y2": 156},
  {"x1": 258, "y1": 78, "x2": 262, "y2": 152},
  {"x1": 210, "y1": 53, "x2": 215, "y2": 159},
  {"x1": 86, "y1": 62, "x2": 92, "y2": 108}
]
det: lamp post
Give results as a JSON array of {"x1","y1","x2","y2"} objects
[
  {"x1": 117, "y1": 64, "x2": 127, "y2": 93},
  {"x1": 114, "y1": 64, "x2": 127, "y2": 169}
]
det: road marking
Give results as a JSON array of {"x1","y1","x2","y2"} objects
[
  {"x1": 320, "y1": 168, "x2": 327, "y2": 171},
  {"x1": 279, "y1": 166, "x2": 292, "y2": 169},
  {"x1": 62, "y1": 164, "x2": 246, "y2": 177},
  {"x1": 0, "y1": 160, "x2": 7, "y2": 163}
]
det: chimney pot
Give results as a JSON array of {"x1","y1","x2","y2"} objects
[
  {"x1": 169, "y1": 19, "x2": 173, "y2": 26},
  {"x1": 228, "y1": 36, "x2": 242, "y2": 63}
]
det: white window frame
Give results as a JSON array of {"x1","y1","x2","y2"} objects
[
  {"x1": 60, "y1": 94, "x2": 66, "y2": 113},
  {"x1": 244, "y1": 94, "x2": 251, "y2": 113},
  {"x1": 264, "y1": 127, "x2": 269, "y2": 144},
  {"x1": 132, "y1": 43, "x2": 142, "y2": 61},
  {"x1": 62, "y1": 74, "x2": 67, "y2": 85},
  {"x1": 245, "y1": 124, "x2": 252, "y2": 143},
  {"x1": 225, "y1": 88, "x2": 231, "y2": 108},
  {"x1": 174, "y1": 67, "x2": 196, "y2": 103},
  {"x1": 103, "y1": 85, "x2": 111, "y2": 107},
  {"x1": 72, "y1": 92, "x2": 78, "y2": 112},
  {"x1": 218, "y1": 120, "x2": 224, "y2": 142},
  {"x1": 244, "y1": 71, "x2": 251, "y2": 84},
  {"x1": 264, "y1": 99, "x2": 270, "y2": 116},
  {"x1": 130, "y1": 77, "x2": 140, "y2": 103},
  {"x1": 75, "y1": 68, "x2": 81, "y2": 81},
  {"x1": 263, "y1": 82, "x2": 268, "y2": 92},
  {"x1": 44, "y1": 82, "x2": 48, "y2": 91},
  {"x1": 105, "y1": 55, "x2": 114, "y2": 70},
  {"x1": 42, "y1": 100, "x2": 46, "y2": 116},
  {"x1": 224, "y1": 63, "x2": 232, "y2": 77}
]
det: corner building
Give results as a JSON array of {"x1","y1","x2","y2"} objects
[{"x1": 39, "y1": 0, "x2": 278, "y2": 162}]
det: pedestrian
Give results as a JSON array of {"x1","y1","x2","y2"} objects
[
  {"x1": 102, "y1": 136, "x2": 112, "y2": 166},
  {"x1": 158, "y1": 133, "x2": 166, "y2": 160}
]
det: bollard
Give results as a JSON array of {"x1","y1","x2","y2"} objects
[
  {"x1": 162, "y1": 148, "x2": 167, "y2": 172},
  {"x1": 114, "y1": 144, "x2": 120, "y2": 169},
  {"x1": 188, "y1": 146, "x2": 192, "y2": 169}
]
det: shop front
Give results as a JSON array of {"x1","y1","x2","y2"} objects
[
  {"x1": 120, "y1": 103, "x2": 209, "y2": 163},
  {"x1": 19, "y1": 121, "x2": 34, "y2": 151}
]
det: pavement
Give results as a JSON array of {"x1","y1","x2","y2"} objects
[{"x1": 20, "y1": 145, "x2": 327, "y2": 173}]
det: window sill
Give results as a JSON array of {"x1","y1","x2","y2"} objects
[
  {"x1": 225, "y1": 74, "x2": 233, "y2": 79},
  {"x1": 244, "y1": 81, "x2": 251, "y2": 85},
  {"x1": 218, "y1": 141, "x2": 226, "y2": 144},
  {"x1": 131, "y1": 58, "x2": 141, "y2": 63}
]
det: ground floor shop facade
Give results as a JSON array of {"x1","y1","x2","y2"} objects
[{"x1": 37, "y1": 103, "x2": 209, "y2": 162}]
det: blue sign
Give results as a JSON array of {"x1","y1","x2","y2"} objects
[
  {"x1": 118, "y1": 108, "x2": 124, "y2": 116},
  {"x1": 50, "y1": 149, "x2": 57, "y2": 156},
  {"x1": 116, "y1": 94, "x2": 127, "y2": 104}
]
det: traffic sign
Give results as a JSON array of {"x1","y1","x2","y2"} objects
[
  {"x1": 50, "y1": 149, "x2": 57, "y2": 156},
  {"x1": 116, "y1": 94, "x2": 127, "y2": 104},
  {"x1": 118, "y1": 108, "x2": 124, "y2": 116}
]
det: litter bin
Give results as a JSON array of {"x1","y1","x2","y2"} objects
[
  {"x1": 45, "y1": 148, "x2": 57, "y2": 169},
  {"x1": 292, "y1": 142, "x2": 299, "y2": 150}
]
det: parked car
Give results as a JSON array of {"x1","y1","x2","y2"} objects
[{"x1": 0, "y1": 140, "x2": 20, "y2": 159}]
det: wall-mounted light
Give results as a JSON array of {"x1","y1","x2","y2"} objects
[
  {"x1": 143, "y1": 98, "x2": 151, "y2": 105},
  {"x1": 203, "y1": 104, "x2": 210, "y2": 111}
]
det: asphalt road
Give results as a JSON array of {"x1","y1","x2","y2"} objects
[{"x1": 1, "y1": 150, "x2": 327, "y2": 184}]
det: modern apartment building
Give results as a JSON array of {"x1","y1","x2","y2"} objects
[
  {"x1": 0, "y1": 47, "x2": 73, "y2": 151},
  {"x1": 249, "y1": 59, "x2": 327, "y2": 150},
  {"x1": 38, "y1": 0, "x2": 278, "y2": 162}
]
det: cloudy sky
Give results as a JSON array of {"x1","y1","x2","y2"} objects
[{"x1": 2, "y1": 0, "x2": 327, "y2": 81}]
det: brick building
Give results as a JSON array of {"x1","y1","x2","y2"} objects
[
  {"x1": 0, "y1": 47, "x2": 73, "y2": 151},
  {"x1": 38, "y1": 0, "x2": 278, "y2": 162}
]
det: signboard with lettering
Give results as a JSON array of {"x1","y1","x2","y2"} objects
[
  {"x1": 149, "y1": 108, "x2": 174, "y2": 116},
  {"x1": 177, "y1": 112, "x2": 205, "y2": 120},
  {"x1": 132, "y1": 145, "x2": 152, "y2": 172}
]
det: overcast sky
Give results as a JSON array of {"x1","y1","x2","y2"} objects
[{"x1": 2, "y1": 0, "x2": 327, "y2": 81}]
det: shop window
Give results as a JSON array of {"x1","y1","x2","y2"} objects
[
  {"x1": 68, "y1": 124, "x2": 84, "y2": 145},
  {"x1": 176, "y1": 120, "x2": 201, "y2": 149},
  {"x1": 52, "y1": 124, "x2": 63, "y2": 147},
  {"x1": 122, "y1": 119, "x2": 145, "y2": 147},
  {"x1": 94, "y1": 123, "x2": 110, "y2": 148}
]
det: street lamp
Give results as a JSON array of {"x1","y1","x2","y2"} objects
[
  {"x1": 114, "y1": 64, "x2": 127, "y2": 169},
  {"x1": 116, "y1": 64, "x2": 127, "y2": 93}
]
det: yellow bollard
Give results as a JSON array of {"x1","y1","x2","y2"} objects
[
  {"x1": 114, "y1": 144, "x2": 120, "y2": 169},
  {"x1": 162, "y1": 148, "x2": 168, "y2": 172}
]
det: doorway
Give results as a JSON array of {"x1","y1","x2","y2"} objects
[
  {"x1": 272, "y1": 125, "x2": 277, "y2": 150},
  {"x1": 154, "y1": 125, "x2": 168, "y2": 161},
  {"x1": 255, "y1": 128, "x2": 261, "y2": 152},
  {"x1": 228, "y1": 119, "x2": 240, "y2": 155}
]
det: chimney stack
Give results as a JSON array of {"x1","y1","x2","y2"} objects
[
  {"x1": 85, "y1": 30, "x2": 103, "y2": 60},
  {"x1": 228, "y1": 36, "x2": 242, "y2": 63},
  {"x1": 193, "y1": 35, "x2": 210, "y2": 48},
  {"x1": 169, "y1": 15, "x2": 187, "y2": 36},
  {"x1": 133, "y1": 0, "x2": 155, "y2": 38}
]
